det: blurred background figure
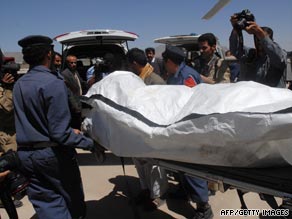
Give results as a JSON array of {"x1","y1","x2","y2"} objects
[
  {"x1": 53, "y1": 52, "x2": 62, "y2": 73},
  {"x1": 225, "y1": 50, "x2": 240, "y2": 82},
  {"x1": 61, "y1": 55, "x2": 88, "y2": 129},
  {"x1": 145, "y1": 47, "x2": 166, "y2": 79}
]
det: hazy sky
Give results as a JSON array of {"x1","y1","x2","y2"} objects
[{"x1": 1, "y1": 0, "x2": 292, "y2": 53}]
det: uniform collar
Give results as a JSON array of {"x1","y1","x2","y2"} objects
[{"x1": 29, "y1": 65, "x2": 62, "y2": 79}]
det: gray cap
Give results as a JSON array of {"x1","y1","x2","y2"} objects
[{"x1": 162, "y1": 45, "x2": 186, "y2": 64}]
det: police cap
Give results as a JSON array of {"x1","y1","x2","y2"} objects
[
  {"x1": 18, "y1": 35, "x2": 53, "y2": 48},
  {"x1": 162, "y1": 45, "x2": 186, "y2": 64}
]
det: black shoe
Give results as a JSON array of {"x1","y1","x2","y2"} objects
[
  {"x1": 167, "y1": 187, "x2": 189, "y2": 201},
  {"x1": 142, "y1": 199, "x2": 157, "y2": 212},
  {"x1": 132, "y1": 189, "x2": 151, "y2": 205},
  {"x1": 192, "y1": 206, "x2": 214, "y2": 219}
]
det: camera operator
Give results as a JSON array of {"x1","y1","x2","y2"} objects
[
  {"x1": 229, "y1": 10, "x2": 287, "y2": 87},
  {"x1": 0, "y1": 50, "x2": 14, "y2": 150},
  {"x1": 0, "y1": 49, "x2": 24, "y2": 212},
  {"x1": 14, "y1": 35, "x2": 99, "y2": 219},
  {"x1": 0, "y1": 70, "x2": 17, "y2": 153}
]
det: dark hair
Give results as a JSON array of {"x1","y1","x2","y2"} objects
[
  {"x1": 127, "y1": 48, "x2": 147, "y2": 66},
  {"x1": 22, "y1": 45, "x2": 52, "y2": 66},
  {"x1": 102, "y1": 52, "x2": 120, "y2": 72},
  {"x1": 198, "y1": 33, "x2": 217, "y2": 47},
  {"x1": 145, "y1": 47, "x2": 155, "y2": 54},
  {"x1": 54, "y1": 52, "x2": 62, "y2": 58},
  {"x1": 261, "y1": 26, "x2": 273, "y2": 40}
]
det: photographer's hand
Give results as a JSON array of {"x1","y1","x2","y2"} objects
[
  {"x1": 230, "y1": 15, "x2": 238, "y2": 28},
  {"x1": 245, "y1": 22, "x2": 266, "y2": 39},
  {"x1": 230, "y1": 15, "x2": 242, "y2": 36},
  {"x1": 1, "y1": 73, "x2": 15, "y2": 84}
]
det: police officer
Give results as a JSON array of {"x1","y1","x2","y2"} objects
[
  {"x1": 13, "y1": 35, "x2": 96, "y2": 219},
  {"x1": 163, "y1": 45, "x2": 202, "y2": 86},
  {"x1": 162, "y1": 46, "x2": 213, "y2": 219}
]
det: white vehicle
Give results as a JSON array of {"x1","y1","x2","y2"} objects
[
  {"x1": 54, "y1": 29, "x2": 138, "y2": 79},
  {"x1": 154, "y1": 33, "x2": 225, "y2": 61}
]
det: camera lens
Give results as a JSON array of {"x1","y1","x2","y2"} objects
[{"x1": 6, "y1": 172, "x2": 29, "y2": 200}]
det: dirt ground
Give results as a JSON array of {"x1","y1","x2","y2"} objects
[{"x1": 0, "y1": 150, "x2": 280, "y2": 219}]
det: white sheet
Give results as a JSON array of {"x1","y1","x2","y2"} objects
[{"x1": 82, "y1": 71, "x2": 292, "y2": 167}]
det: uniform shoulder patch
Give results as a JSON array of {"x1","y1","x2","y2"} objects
[{"x1": 184, "y1": 75, "x2": 197, "y2": 88}]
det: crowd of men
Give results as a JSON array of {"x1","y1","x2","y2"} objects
[{"x1": 0, "y1": 12, "x2": 290, "y2": 219}]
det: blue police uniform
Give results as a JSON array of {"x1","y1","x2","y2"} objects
[
  {"x1": 164, "y1": 45, "x2": 209, "y2": 206},
  {"x1": 167, "y1": 63, "x2": 208, "y2": 204},
  {"x1": 167, "y1": 62, "x2": 203, "y2": 86},
  {"x1": 13, "y1": 64, "x2": 94, "y2": 219}
]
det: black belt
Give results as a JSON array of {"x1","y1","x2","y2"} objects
[{"x1": 18, "y1": 142, "x2": 59, "y2": 150}]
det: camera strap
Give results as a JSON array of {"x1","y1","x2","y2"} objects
[{"x1": 237, "y1": 30, "x2": 244, "y2": 57}]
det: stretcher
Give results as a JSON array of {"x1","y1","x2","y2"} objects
[
  {"x1": 154, "y1": 158, "x2": 292, "y2": 216},
  {"x1": 81, "y1": 71, "x2": 292, "y2": 216},
  {"x1": 155, "y1": 159, "x2": 292, "y2": 199}
]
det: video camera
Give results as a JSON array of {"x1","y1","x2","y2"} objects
[
  {"x1": 0, "y1": 49, "x2": 21, "y2": 80},
  {"x1": 234, "y1": 9, "x2": 255, "y2": 30},
  {"x1": 1, "y1": 58, "x2": 21, "y2": 79},
  {"x1": 0, "y1": 150, "x2": 29, "y2": 219},
  {"x1": 94, "y1": 58, "x2": 111, "y2": 82}
]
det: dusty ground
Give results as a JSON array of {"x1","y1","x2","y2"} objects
[{"x1": 0, "y1": 150, "x2": 280, "y2": 219}]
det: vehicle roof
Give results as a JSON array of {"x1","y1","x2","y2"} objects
[
  {"x1": 154, "y1": 34, "x2": 201, "y2": 51},
  {"x1": 154, "y1": 33, "x2": 201, "y2": 45},
  {"x1": 54, "y1": 29, "x2": 139, "y2": 45},
  {"x1": 154, "y1": 33, "x2": 224, "y2": 57}
]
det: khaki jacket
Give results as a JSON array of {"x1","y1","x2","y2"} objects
[{"x1": 0, "y1": 86, "x2": 16, "y2": 152}]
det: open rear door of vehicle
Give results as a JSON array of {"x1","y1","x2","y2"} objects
[{"x1": 54, "y1": 29, "x2": 138, "y2": 47}]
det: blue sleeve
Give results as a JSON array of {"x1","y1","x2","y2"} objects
[
  {"x1": 260, "y1": 36, "x2": 287, "y2": 69},
  {"x1": 43, "y1": 80, "x2": 93, "y2": 149},
  {"x1": 86, "y1": 66, "x2": 95, "y2": 81}
]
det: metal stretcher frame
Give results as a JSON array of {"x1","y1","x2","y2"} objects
[{"x1": 155, "y1": 159, "x2": 292, "y2": 199}]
